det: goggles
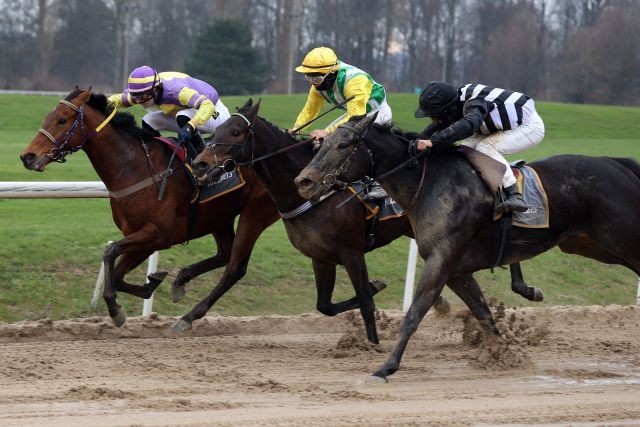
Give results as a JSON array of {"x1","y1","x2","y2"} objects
[
  {"x1": 130, "y1": 90, "x2": 154, "y2": 103},
  {"x1": 304, "y1": 63, "x2": 337, "y2": 85}
]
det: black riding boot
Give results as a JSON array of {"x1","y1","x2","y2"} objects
[{"x1": 502, "y1": 183, "x2": 528, "y2": 213}]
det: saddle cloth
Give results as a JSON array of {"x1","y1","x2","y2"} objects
[
  {"x1": 154, "y1": 136, "x2": 246, "y2": 204},
  {"x1": 512, "y1": 165, "x2": 549, "y2": 228},
  {"x1": 348, "y1": 182, "x2": 405, "y2": 221}
]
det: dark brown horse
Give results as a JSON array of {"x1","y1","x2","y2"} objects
[
  {"x1": 20, "y1": 88, "x2": 280, "y2": 328},
  {"x1": 190, "y1": 100, "x2": 540, "y2": 343},
  {"x1": 296, "y1": 114, "x2": 640, "y2": 381}
]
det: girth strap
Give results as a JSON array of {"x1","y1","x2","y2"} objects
[
  {"x1": 278, "y1": 190, "x2": 336, "y2": 219},
  {"x1": 109, "y1": 168, "x2": 175, "y2": 199}
]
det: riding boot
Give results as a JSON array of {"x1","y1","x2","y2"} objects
[
  {"x1": 502, "y1": 183, "x2": 528, "y2": 213},
  {"x1": 363, "y1": 181, "x2": 388, "y2": 201}
]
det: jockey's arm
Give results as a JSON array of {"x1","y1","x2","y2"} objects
[
  {"x1": 107, "y1": 93, "x2": 133, "y2": 108},
  {"x1": 430, "y1": 99, "x2": 489, "y2": 145},
  {"x1": 324, "y1": 75, "x2": 372, "y2": 134},
  {"x1": 293, "y1": 87, "x2": 324, "y2": 132},
  {"x1": 177, "y1": 87, "x2": 217, "y2": 129},
  {"x1": 419, "y1": 122, "x2": 447, "y2": 139}
]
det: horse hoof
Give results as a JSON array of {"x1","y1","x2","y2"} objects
[
  {"x1": 533, "y1": 288, "x2": 544, "y2": 302},
  {"x1": 434, "y1": 297, "x2": 451, "y2": 314},
  {"x1": 111, "y1": 310, "x2": 126, "y2": 327},
  {"x1": 370, "y1": 280, "x2": 388, "y2": 293},
  {"x1": 148, "y1": 271, "x2": 168, "y2": 283},
  {"x1": 366, "y1": 375, "x2": 388, "y2": 384},
  {"x1": 171, "y1": 285, "x2": 186, "y2": 303},
  {"x1": 172, "y1": 319, "x2": 192, "y2": 333}
]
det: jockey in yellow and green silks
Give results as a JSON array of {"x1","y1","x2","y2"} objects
[
  {"x1": 107, "y1": 66, "x2": 230, "y2": 155},
  {"x1": 291, "y1": 47, "x2": 392, "y2": 141}
]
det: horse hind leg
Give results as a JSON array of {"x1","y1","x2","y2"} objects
[
  {"x1": 171, "y1": 226, "x2": 234, "y2": 302},
  {"x1": 509, "y1": 263, "x2": 543, "y2": 302},
  {"x1": 447, "y1": 274, "x2": 500, "y2": 336}
]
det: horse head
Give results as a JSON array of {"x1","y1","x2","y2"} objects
[
  {"x1": 295, "y1": 113, "x2": 378, "y2": 202},
  {"x1": 192, "y1": 98, "x2": 261, "y2": 184},
  {"x1": 20, "y1": 87, "x2": 102, "y2": 172}
]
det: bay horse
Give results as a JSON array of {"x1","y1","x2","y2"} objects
[
  {"x1": 295, "y1": 113, "x2": 640, "y2": 381},
  {"x1": 190, "y1": 100, "x2": 536, "y2": 343},
  {"x1": 20, "y1": 88, "x2": 280, "y2": 328}
]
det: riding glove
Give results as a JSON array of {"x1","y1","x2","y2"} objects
[{"x1": 178, "y1": 123, "x2": 194, "y2": 145}]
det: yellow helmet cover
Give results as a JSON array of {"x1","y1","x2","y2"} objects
[{"x1": 295, "y1": 47, "x2": 338, "y2": 73}]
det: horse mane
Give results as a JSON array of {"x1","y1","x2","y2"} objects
[
  {"x1": 237, "y1": 104, "x2": 313, "y2": 155},
  {"x1": 65, "y1": 89, "x2": 157, "y2": 141},
  {"x1": 346, "y1": 114, "x2": 459, "y2": 155}
]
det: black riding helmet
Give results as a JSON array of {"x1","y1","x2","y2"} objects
[{"x1": 415, "y1": 81, "x2": 459, "y2": 118}]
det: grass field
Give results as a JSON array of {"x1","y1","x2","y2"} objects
[{"x1": 0, "y1": 92, "x2": 639, "y2": 322}]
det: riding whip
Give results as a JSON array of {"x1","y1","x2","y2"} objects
[{"x1": 290, "y1": 96, "x2": 355, "y2": 134}]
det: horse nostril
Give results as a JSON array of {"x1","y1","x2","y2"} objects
[
  {"x1": 295, "y1": 176, "x2": 314, "y2": 190},
  {"x1": 193, "y1": 161, "x2": 208, "y2": 176},
  {"x1": 20, "y1": 153, "x2": 35, "y2": 168}
]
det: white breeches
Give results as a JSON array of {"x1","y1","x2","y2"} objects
[
  {"x1": 327, "y1": 99, "x2": 393, "y2": 129},
  {"x1": 460, "y1": 111, "x2": 545, "y2": 187},
  {"x1": 142, "y1": 100, "x2": 231, "y2": 134}
]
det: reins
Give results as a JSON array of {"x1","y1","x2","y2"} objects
[{"x1": 334, "y1": 128, "x2": 430, "y2": 209}]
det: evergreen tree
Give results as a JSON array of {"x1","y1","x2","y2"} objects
[{"x1": 186, "y1": 19, "x2": 268, "y2": 95}]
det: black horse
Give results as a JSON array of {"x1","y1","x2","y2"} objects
[
  {"x1": 296, "y1": 114, "x2": 640, "y2": 381},
  {"x1": 191, "y1": 100, "x2": 454, "y2": 343},
  {"x1": 192, "y1": 100, "x2": 542, "y2": 343}
]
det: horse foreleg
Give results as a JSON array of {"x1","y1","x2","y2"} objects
[
  {"x1": 114, "y1": 250, "x2": 166, "y2": 299},
  {"x1": 509, "y1": 263, "x2": 543, "y2": 302},
  {"x1": 102, "y1": 223, "x2": 164, "y2": 327},
  {"x1": 342, "y1": 253, "x2": 379, "y2": 344},
  {"x1": 171, "y1": 226, "x2": 235, "y2": 302},
  {"x1": 371, "y1": 251, "x2": 447, "y2": 382},
  {"x1": 313, "y1": 259, "x2": 387, "y2": 316},
  {"x1": 447, "y1": 274, "x2": 499, "y2": 335},
  {"x1": 173, "y1": 212, "x2": 273, "y2": 332}
]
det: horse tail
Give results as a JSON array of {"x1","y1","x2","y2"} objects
[{"x1": 608, "y1": 157, "x2": 640, "y2": 183}]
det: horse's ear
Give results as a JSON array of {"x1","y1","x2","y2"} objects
[
  {"x1": 76, "y1": 87, "x2": 93, "y2": 105},
  {"x1": 353, "y1": 112, "x2": 378, "y2": 135},
  {"x1": 249, "y1": 98, "x2": 261, "y2": 116},
  {"x1": 240, "y1": 98, "x2": 253, "y2": 112}
]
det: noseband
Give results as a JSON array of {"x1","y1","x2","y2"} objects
[
  {"x1": 37, "y1": 99, "x2": 116, "y2": 165},
  {"x1": 321, "y1": 124, "x2": 374, "y2": 190}
]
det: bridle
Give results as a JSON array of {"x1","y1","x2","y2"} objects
[
  {"x1": 320, "y1": 123, "x2": 375, "y2": 190},
  {"x1": 36, "y1": 99, "x2": 116, "y2": 167},
  {"x1": 202, "y1": 112, "x2": 314, "y2": 175},
  {"x1": 324, "y1": 123, "x2": 431, "y2": 209}
]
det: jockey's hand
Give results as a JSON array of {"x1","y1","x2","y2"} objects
[
  {"x1": 106, "y1": 94, "x2": 119, "y2": 107},
  {"x1": 178, "y1": 123, "x2": 194, "y2": 145},
  {"x1": 310, "y1": 129, "x2": 329, "y2": 140},
  {"x1": 417, "y1": 139, "x2": 433, "y2": 151}
]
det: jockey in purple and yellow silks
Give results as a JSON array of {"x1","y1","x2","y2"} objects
[{"x1": 107, "y1": 66, "x2": 230, "y2": 157}]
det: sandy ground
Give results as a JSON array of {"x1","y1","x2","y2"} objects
[{"x1": 0, "y1": 305, "x2": 639, "y2": 427}]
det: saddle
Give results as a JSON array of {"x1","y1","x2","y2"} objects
[{"x1": 456, "y1": 147, "x2": 550, "y2": 269}]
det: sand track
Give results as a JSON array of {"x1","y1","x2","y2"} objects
[{"x1": 0, "y1": 305, "x2": 639, "y2": 426}]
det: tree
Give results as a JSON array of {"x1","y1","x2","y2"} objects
[{"x1": 186, "y1": 19, "x2": 269, "y2": 95}]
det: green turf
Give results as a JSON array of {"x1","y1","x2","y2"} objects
[{"x1": 0, "y1": 92, "x2": 639, "y2": 322}]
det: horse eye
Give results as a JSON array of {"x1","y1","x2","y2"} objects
[
  {"x1": 232, "y1": 130, "x2": 240, "y2": 137},
  {"x1": 338, "y1": 141, "x2": 348, "y2": 148},
  {"x1": 57, "y1": 118, "x2": 67, "y2": 125}
]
